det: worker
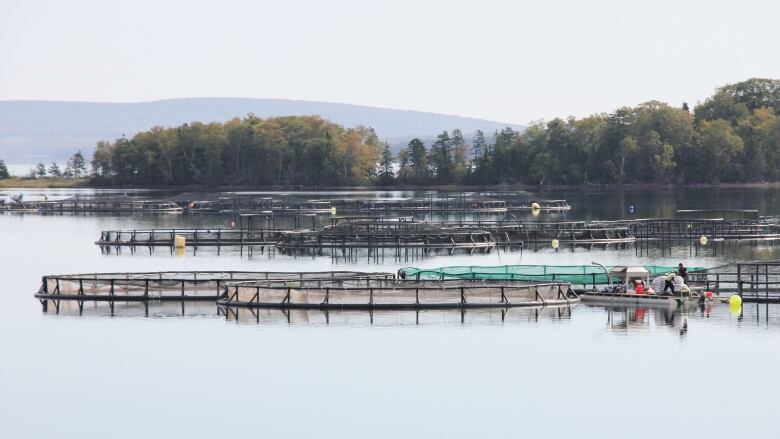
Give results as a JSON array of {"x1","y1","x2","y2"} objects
[
  {"x1": 664, "y1": 272, "x2": 676, "y2": 295},
  {"x1": 634, "y1": 279, "x2": 644, "y2": 295},
  {"x1": 678, "y1": 263, "x2": 688, "y2": 282}
]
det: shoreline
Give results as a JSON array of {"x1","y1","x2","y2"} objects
[
  {"x1": 0, "y1": 177, "x2": 89, "y2": 189},
  {"x1": 5, "y1": 179, "x2": 780, "y2": 192}
]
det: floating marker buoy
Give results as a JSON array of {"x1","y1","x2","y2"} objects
[
  {"x1": 551, "y1": 239, "x2": 559, "y2": 249},
  {"x1": 729, "y1": 294, "x2": 742, "y2": 306},
  {"x1": 729, "y1": 302, "x2": 742, "y2": 317},
  {"x1": 531, "y1": 208, "x2": 540, "y2": 217},
  {"x1": 531, "y1": 202, "x2": 541, "y2": 210},
  {"x1": 699, "y1": 235, "x2": 708, "y2": 245},
  {"x1": 174, "y1": 235, "x2": 186, "y2": 248},
  {"x1": 331, "y1": 207, "x2": 337, "y2": 215}
]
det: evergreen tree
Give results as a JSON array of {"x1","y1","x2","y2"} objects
[
  {"x1": 0, "y1": 159, "x2": 9, "y2": 179},
  {"x1": 407, "y1": 138, "x2": 428, "y2": 184},
  {"x1": 48, "y1": 162, "x2": 63, "y2": 178},
  {"x1": 396, "y1": 147, "x2": 410, "y2": 183},
  {"x1": 35, "y1": 162, "x2": 47, "y2": 178},
  {"x1": 471, "y1": 130, "x2": 487, "y2": 160},
  {"x1": 451, "y1": 129, "x2": 468, "y2": 181},
  {"x1": 68, "y1": 151, "x2": 87, "y2": 178},
  {"x1": 377, "y1": 143, "x2": 395, "y2": 184},
  {"x1": 429, "y1": 130, "x2": 453, "y2": 182}
]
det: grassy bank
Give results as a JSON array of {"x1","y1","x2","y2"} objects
[{"x1": 0, "y1": 178, "x2": 89, "y2": 189}]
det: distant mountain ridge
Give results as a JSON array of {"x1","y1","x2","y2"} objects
[{"x1": 0, "y1": 98, "x2": 524, "y2": 164}]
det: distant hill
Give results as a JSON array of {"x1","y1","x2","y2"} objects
[{"x1": 0, "y1": 98, "x2": 524, "y2": 166}]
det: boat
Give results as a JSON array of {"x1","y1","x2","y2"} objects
[{"x1": 578, "y1": 265, "x2": 701, "y2": 307}]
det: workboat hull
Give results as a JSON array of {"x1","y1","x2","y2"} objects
[{"x1": 579, "y1": 291, "x2": 694, "y2": 308}]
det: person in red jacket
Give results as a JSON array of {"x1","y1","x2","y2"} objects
[{"x1": 634, "y1": 279, "x2": 645, "y2": 295}]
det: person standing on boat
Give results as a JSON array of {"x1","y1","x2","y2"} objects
[
  {"x1": 678, "y1": 263, "x2": 688, "y2": 282},
  {"x1": 663, "y1": 272, "x2": 676, "y2": 295}
]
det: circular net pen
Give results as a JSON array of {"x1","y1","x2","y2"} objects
[
  {"x1": 276, "y1": 227, "x2": 497, "y2": 251},
  {"x1": 338, "y1": 198, "x2": 508, "y2": 214},
  {"x1": 35, "y1": 271, "x2": 396, "y2": 312},
  {"x1": 96, "y1": 229, "x2": 287, "y2": 247},
  {"x1": 400, "y1": 264, "x2": 705, "y2": 288},
  {"x1": 219, "y1": 278, "x2": 578, "y2": 310}
]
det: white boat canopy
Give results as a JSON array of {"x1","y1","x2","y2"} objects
[{"x1": 609, "y1": 266, "x2": 650, "y2": 281}]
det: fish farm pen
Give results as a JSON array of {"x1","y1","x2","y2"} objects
[
  {"x1": 96, "y1": 229, "x2": 288, "y2": 247},
  {"x1": 329, "y1": 198, "x2": 508, "y2": 213},
  {"x1": 1, "y1": 198, "x2": 184, "y2": 213},
  {"x1": 1, "y1": 191, "x2": 574, "y2": 215},
  {"x1": 275, "y1": 228, "x2": 497, "y2": 251},
  {"x1": 629, "y1": 218, "x2": 780, "y2": 241},
  {"x1": 35, "y1": 271, "x2": 395, "y2": 312},
  {"x1": 688, "y1": 262, "x2": 780, "y2": 303},
  {"x1": 400, "y1": 264, "x2": 702, "y2": 288},
  {"x1": 92, "y1": 216, "x2": 780, "y2": 258},
  {"x1": 676, "y1": 209, "x2": 760, "y2": 220},
  {"x1": 489, "y1": 222, "x2": 634, "y2": 247},
  {"x1": 416, "y1": 220, "x2": 634, "y2": 248},
  {"x1": 476, "y1": 191, "x2": 572, "y2": 211},
  {"x1": 218, "y1": 278, "x2": 578, "y2": 310},
  {"x1": 329, "y1": 215, "x2": 418, "y2": 227}
]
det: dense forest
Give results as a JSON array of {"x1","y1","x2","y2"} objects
[
  {"x1": 6, "y1": 78, "x2": 777, "y2": 187},
  {"x1": 86, "y1": 116, "x2": 385, "y2": 186}
]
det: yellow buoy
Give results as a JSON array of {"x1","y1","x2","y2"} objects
[
  {"x1": 330, "y1": 207, "x2": 337, "y2": 215},
  {"x1": 699, "y1": 235, "x2": 708, "y2": 245},
  {"x1": 729, "y1": 302, "x2": 742, "y2": 317},
  {"x1": 174, "y1": 247, "x2": 185, "y2": 257},
  {"x1": 551, "y1": 239, "x2": 559, "y2": 249},
  {"x1": 531, "y1": 202, "x2": 541, "y2": 210},
  {"x1": 174, "y1": 234, "x2": 186, "y2": 248},
  {"x1": 531, "y1": 208, "x2": 540, "y2": 217},
  {"x1": 729, "y1": 294, "x2": 742, "y2": 306}
]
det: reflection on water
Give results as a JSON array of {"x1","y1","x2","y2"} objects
[
  {"x1": 592, "y1": 301, "x2": 780, "y2": 336},
  {"x1": 220, "y1": 305, "x2": 575, "y2": 326},
  {"x1": 41, "y1": 300, "x2": 575, "y2": 326},
  {"x1": 39, "y1": 297, "x2": 780, "y2": 334}
]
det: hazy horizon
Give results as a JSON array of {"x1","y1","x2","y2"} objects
[{"x1": 2, "y1": 0, "x2": 779, "y2": 125}]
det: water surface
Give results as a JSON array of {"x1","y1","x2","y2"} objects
[{"x1": 2, "y1": 188, "x2": 779, "y2": 438}]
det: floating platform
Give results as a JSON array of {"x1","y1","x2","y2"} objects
[{"x1": 219, "y1": 278, "x2": 578, "y2": 310}]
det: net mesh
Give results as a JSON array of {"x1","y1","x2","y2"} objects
[{"x1": 400, "y1": 264, "x2": 705, "y2": 285}]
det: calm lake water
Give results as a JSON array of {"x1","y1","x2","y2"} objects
[{"x1": 2, "y1": 188, "x2": 780, "y2": 438}]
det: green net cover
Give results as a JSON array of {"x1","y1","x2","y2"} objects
[{"x1": 399, "y1": 264, "x2": 705, "y2": 285}]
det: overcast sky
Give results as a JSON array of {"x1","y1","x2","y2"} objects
[{"x1": 1, "y1": 0, "x2": 778, "y2": 124}]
